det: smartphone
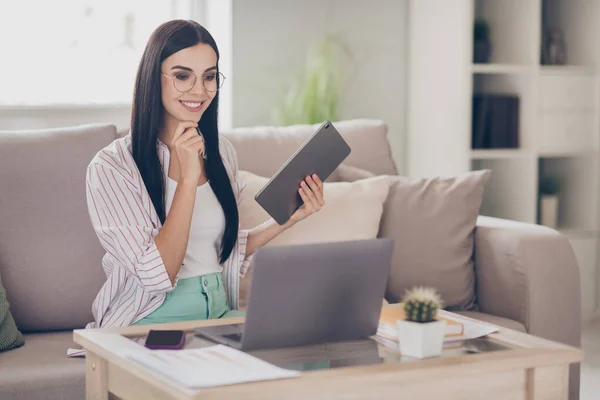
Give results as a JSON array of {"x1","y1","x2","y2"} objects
[{"x1": 144, "y1": 329, "x2": 186, "y2": 350}]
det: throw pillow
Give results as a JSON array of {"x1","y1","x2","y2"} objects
[
  {"x1": 237, "y1": 170, "x2": 392, "y2": 309},
  {"x1": 380, "y1": 169, "x2": 491, "y2": 311},
  {"x1": 333, "y1": 164, "x2": 377, "y2": 182},
  {"x1": 0, "y1": 274, "x2": 24, "y2": 352}
]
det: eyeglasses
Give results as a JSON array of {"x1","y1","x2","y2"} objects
[{"x1": 162, "y1": 70, "x2": 225, "y2": 93}]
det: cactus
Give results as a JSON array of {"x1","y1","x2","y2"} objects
[{"x1": 402, "y1": 287, "x2": 443, "y2": 323}]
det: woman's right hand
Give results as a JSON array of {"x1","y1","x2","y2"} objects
[{"x1": 172, "y1": 121, "x2": 205, "y2": 184}]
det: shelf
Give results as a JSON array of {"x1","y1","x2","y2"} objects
[
  {"x1": 472, "y1": 64, "x2": 533, "y2": 74},
  {"x1": 472, "y1": 157, "x2": 537, "y2": 224},
  {"x1": 538, "y1": 157, "x2": 599, "y2": 232},
  {"x1": 538, "y1": 150, "x2": 598, "y2": 158},
  {"x1": 540, "y1": 65, "x2": 598, "y2": 76},
  {"x1": 471, "y1": 149, "x2": 532, "y2": 160},
  {"x1": 558, "y1": 228, "x2": 599, "y2": 238}
]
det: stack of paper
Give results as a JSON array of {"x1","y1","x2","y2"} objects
[
  {"x1": 376, "y1": 309, "x2": 499, "y2": 343},
  {"x1": 126, "y1": 345, "x2": 300, "y2": 388}
]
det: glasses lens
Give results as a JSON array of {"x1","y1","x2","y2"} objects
[
  {"x1": 173, "y1": 71, "x2": 196, "y2": 92},
  {"x1": 203, "y1": 71, "x2": 225, "y2": 92}
]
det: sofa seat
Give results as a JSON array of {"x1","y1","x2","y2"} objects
[{"x1": 0, "y1": 331, "x2": 84, "y2": 400}]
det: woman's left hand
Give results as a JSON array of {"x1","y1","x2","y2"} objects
[{"x1": 289, "y1": 174, "x2": 325, "y2": 223}]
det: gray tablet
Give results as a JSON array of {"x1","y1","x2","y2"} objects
[{"x1": 254, "y1": 121, "x2": 351, "y2": 225}]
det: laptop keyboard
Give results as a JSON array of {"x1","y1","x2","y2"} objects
[{"x1": 223, "y1": 333, "x2": 243, "y2": 341}]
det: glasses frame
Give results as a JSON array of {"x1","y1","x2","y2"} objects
[{"x1": 161, "y1": 70, "x2": 225, "y2": 93}]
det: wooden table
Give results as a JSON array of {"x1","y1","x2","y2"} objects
[{"x1": 73, "y1": 305, "x2": 583, "y2": 400}]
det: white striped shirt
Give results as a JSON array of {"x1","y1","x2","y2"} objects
[{"x1": 84, "y1": 133, "x2": 252, "y2": 329}]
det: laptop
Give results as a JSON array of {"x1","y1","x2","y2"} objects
[{"x1": 194, "y1": 238, "x2": 394, "y2": 351}]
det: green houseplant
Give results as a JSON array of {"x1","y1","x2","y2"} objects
[
  {"x1": 397, "y1": 287, "x2": 447, "y2": 359},
  {"x1": 539, "y1": 175, "x2": 561, "y2": 228},
  {"x1": 272, "y1": 33, "x2": 356, "y2": 126}
]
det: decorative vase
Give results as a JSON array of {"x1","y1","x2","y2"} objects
[
  {"x1": 474, "y1": 39, "x2": 491, "y2": 63},
  {"x1": 540, "y1": 195, "x2": 559, "y2": 228},
  {"x1": 397, "y1": 318, "x2": 447, "y2": 359}
]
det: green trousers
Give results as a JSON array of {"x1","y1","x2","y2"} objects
[{"x1": 133, "y1": 273, "x2": 244, "y2": 325}]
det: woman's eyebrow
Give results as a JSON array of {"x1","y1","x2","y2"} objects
[
  {"x1": 170, "y1": 65, "x2": 217, "y2": 73},
  {"x1": 171, "y1": 65, "x2": 193, "y2": 72}
]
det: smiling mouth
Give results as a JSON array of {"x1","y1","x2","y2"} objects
[{"x1": 180, "y1": 100, "x2": 205, "y2": 110}]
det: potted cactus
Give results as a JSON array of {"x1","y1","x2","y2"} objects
[{"x1": 397, "y1": 286, "x2": 446, "y2": 359}]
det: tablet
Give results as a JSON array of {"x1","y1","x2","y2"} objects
[{"x1": 254, "y1": 121, "x2": 351, "y2": 225}]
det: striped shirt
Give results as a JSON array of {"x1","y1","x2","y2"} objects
[{"x1": 84, "y1": 133, "x2": 252, "y2": 329}]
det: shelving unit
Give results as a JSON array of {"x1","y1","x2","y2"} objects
[{"x1": 407, "y1": 0, "x2": 600, "y2": 322}]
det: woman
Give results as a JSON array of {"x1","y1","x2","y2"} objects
[{"x1": 85, "y1": 20, "x2": 324, "y2": 328}]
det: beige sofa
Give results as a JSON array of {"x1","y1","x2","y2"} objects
[{"x1": 0, "y1": 120, "x2": 581, "y2": 400}]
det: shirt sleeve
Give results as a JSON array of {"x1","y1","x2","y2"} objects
[{"x1": 86, "y1": 162, "x2": 175, "y2": 295}]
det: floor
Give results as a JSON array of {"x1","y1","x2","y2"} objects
[{"x1": 581, "y1": 319, "x2": 600, "y2": 398}]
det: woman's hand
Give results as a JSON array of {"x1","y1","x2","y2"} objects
[
  {"x1": 172, "y1": 121, "x2": 205, "y2": 185},
  {"x1": 289, "y1": 174, "x2": 325, "y2": 223},
  {"x1": 245, "y1": 174, "x2": 325, "y2": 257}
]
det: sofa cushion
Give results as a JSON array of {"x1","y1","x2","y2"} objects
[
  {"x1": 0, "y1": 124, "x2": 117, "y2": 332},
  {"x1": 0, "y1": 273, "x2": 24, "y2": 352},
  {"x1": 222, "y1": 119, "x2": 397, "y2": 178},
  {"x1": 0, "y1": 331, "x2": 84, "y2": 400},
  {"x1": 380, "y1": 170, "x2": 491, "y2": 311},
  {"x1": 331, "y1": 164, "x2": 377, "y2": 182},
  {"x1": 237, "y1": 170, "x2": 392, "y2": 309}
]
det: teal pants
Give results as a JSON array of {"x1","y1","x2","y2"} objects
[{"x1": 133, "y1": 273, "x2": 244, "y2": 325}]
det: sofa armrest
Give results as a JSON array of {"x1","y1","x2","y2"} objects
[
  {"x1": 474, "y1": 216, "x2": 582, "y2": 399},
  {"x1": 474, "y1": 216, "x2": 581, "y2": 347}
]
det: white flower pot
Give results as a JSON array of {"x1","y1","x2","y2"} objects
[
  {"x1": 540, "y1": 195, "x2": 559, "y2": 228},
  {"x1": 396, "y1": 319, "x2": 447, "y2": 359}
]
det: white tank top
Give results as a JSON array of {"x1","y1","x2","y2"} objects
[{"x1": 165, "y1": 176, "x2": 226, "y2": 279}]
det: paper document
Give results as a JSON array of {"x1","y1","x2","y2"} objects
[
  {"x1": 437, "y1": 311, "x2": 499, "y2": 342},
  {"x1": 376, "y1": 311, "x2": 499, "y2": 344},
  {"x1": 126, "y1": 345, "x2": 300, "y2": 388}
]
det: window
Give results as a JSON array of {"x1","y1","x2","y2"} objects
[{"x1": 0, "y1": 0, "x2": 198, "y2": 106}]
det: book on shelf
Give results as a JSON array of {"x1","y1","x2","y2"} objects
[{"x1": 377, "y1": 307, "x2": 464, "y2": 341}]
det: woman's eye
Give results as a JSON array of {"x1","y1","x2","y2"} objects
[
  {"x1": 175, "y1": 73, "x2": 190, "y2": 81},
  {"x1": 204, "y1": 74, "x2": 216, "y2": 81}
]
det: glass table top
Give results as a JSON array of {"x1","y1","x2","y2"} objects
[{"x1": 126, "y1": 330, "x2": 515, "y2": 373}]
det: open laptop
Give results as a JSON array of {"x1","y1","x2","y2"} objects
[{"x1": 194, "y1": 238, "x2": 394, "y2": 351}]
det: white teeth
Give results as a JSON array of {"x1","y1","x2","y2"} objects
[{"x1": 182, "y1": 101, "x2": 202, "y2": 108}]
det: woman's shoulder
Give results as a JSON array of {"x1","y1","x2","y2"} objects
[
  {"x1": 88, "y1": 133, "x2": 137, "y2": 182},
  {"x1": 218, "y1": 135, "x2": 237, "y2": 167},
  {"x1": 218, "y1": 135, "x2": 240, "y2": 178}
]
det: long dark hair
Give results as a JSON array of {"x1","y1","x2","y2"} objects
[{"x1": 131, "y1": 20, "x2": 239, "y2": 264}]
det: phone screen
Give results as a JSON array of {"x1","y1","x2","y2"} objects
[{"x1": 145, "y1": 329, "x2": 185, "y2": 348}]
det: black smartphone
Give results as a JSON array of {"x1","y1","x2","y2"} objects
[{"x1": 144, "y1": 329, "x2": 186, "y2": 350}]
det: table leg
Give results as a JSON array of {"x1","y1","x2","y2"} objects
[
  {"x1": 526, "y1": 365, "x2": 569, "y2": 400},
  {"x1": 86, "y1": 351, "x2": 109, "y2": 400}
]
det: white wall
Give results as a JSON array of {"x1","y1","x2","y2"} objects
[
  {"x1": 1, "y1": 1, "x2": 409, "y2": 172},
  {"x1": 406, "y1": 0, "x2": 473, "y2": 177},
  {"x1": 231, "y1": 0, "x2": 408, "y2": 172},
  {"x1": 0, "y1": 105, "x2": 131, "y2": 131}
]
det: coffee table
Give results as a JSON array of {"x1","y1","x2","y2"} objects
[{"x1": 73, "y1": 305, "x2": 583, "y2": 400}]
